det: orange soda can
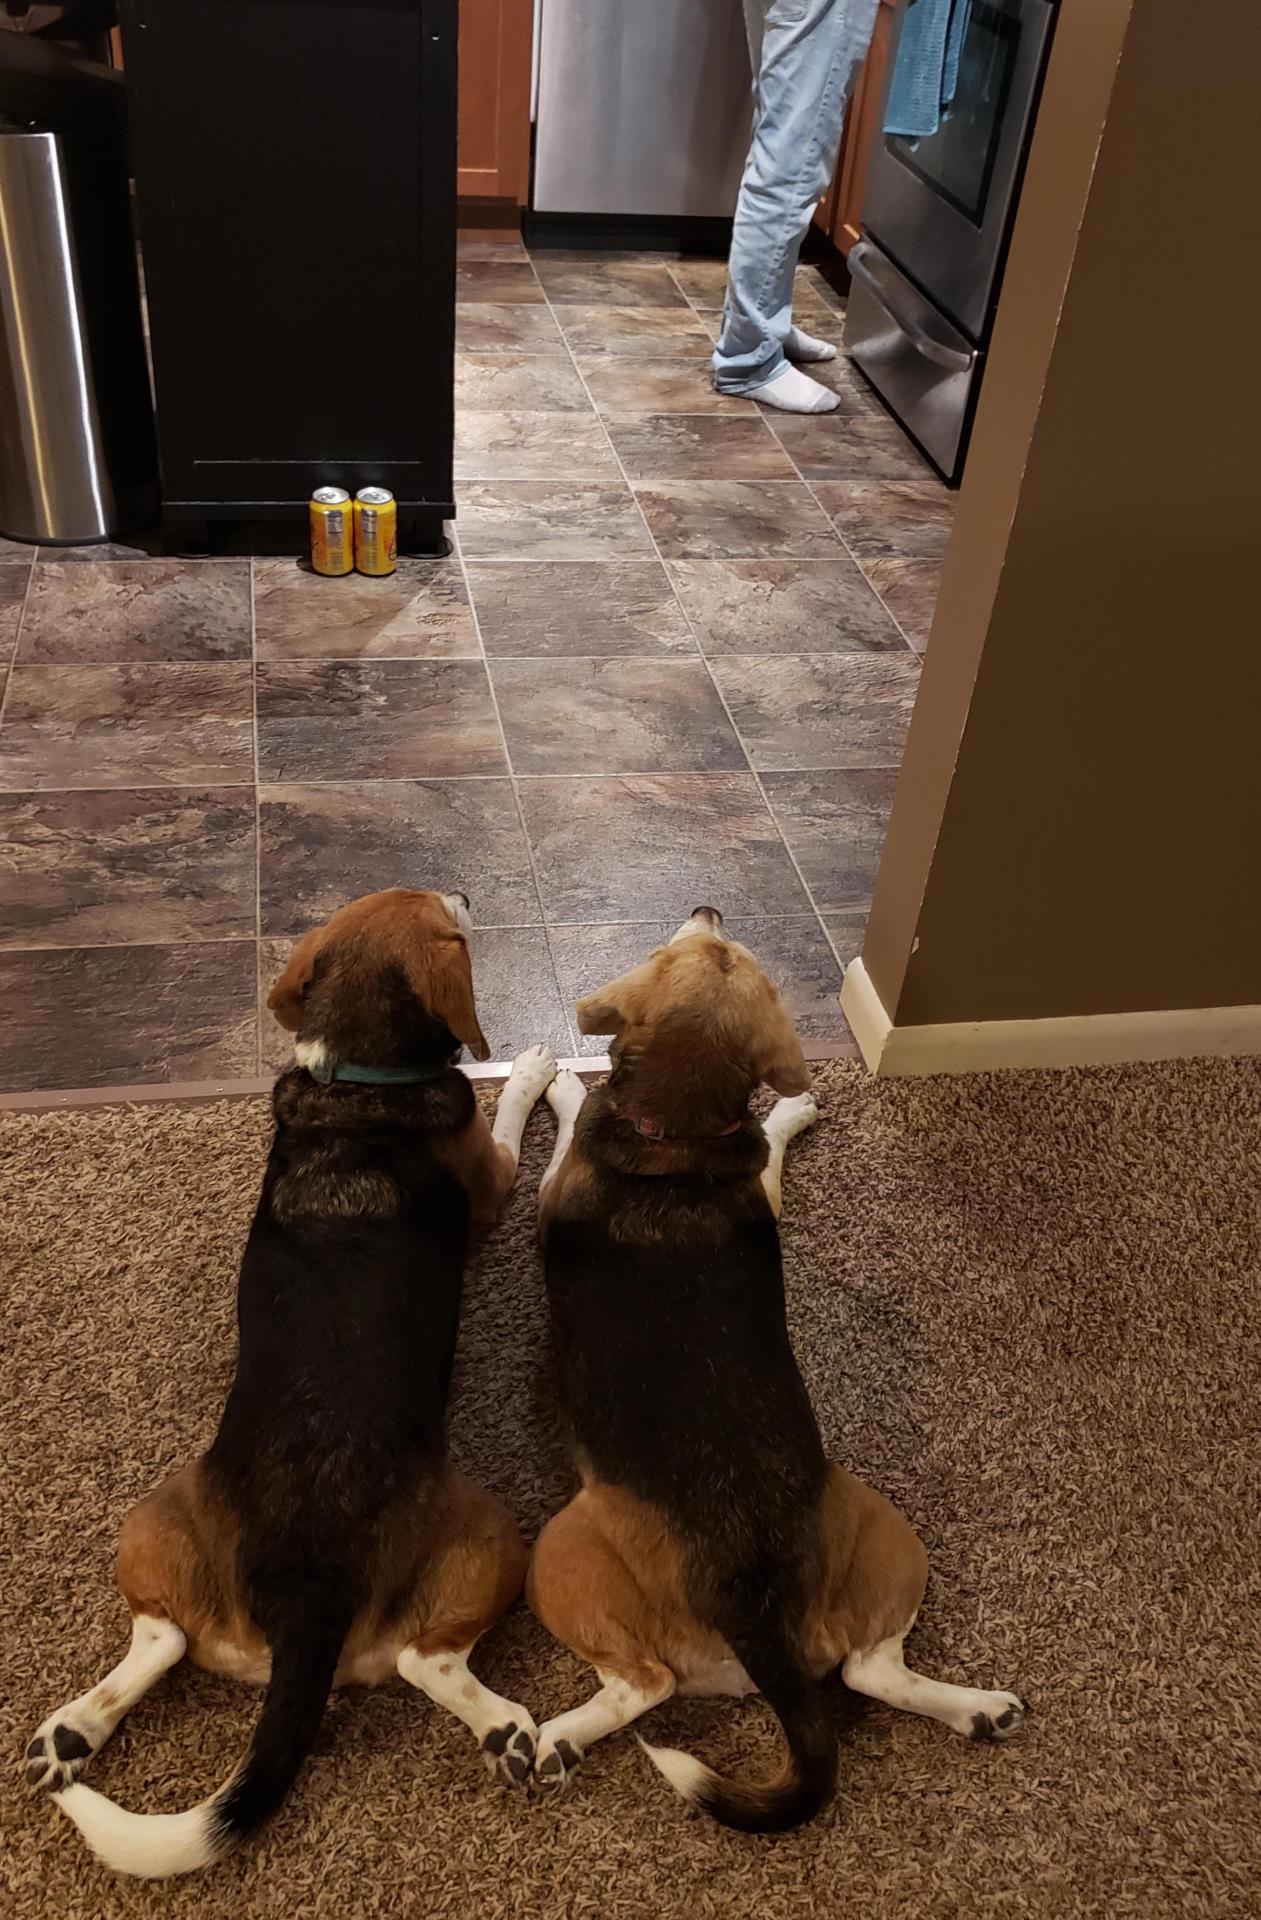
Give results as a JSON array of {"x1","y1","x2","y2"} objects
[
  {"x1": 309, "y1": 487, "x2": 353, "y2": 577},
  {"x1": 354, "y1": 487, "x2": 398, "y2": 577}
]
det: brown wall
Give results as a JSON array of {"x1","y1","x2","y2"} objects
[{"x1": 863, "y1": 0, "x2": 1261, "y2": 1029}]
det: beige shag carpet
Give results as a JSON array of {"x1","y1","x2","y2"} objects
[{"x1": 2, "y1": 1059, "x2": 1259, "y2": 1919}]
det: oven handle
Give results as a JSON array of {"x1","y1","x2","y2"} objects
[{"x1": 848, "y1": 242, "x2": 977, "y2": 373}]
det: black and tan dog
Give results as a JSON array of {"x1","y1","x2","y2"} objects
[
  {"x1": 26, "y1": 887, "x2": 556, "y2": 1877},
  {"x1": 527, "y1": 908, "x2": 1025, "y2": 1832}
]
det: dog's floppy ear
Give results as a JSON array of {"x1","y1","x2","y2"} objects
[
  {"x1": 409, "y1": 928, "x2": 490, "y2": 1062},
  {"x1": 751, "y1": 986, "x2": 811, "y2": 1095},
  {"x1": 266, "y1": 925, "x2": 327, "y2": 1032},
  {"x1": 575, "y1": 960, "x2": 658, "y2": 1036}
]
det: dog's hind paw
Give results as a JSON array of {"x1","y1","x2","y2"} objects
[
  {"x1": 968, "y1": 1692, "x2": 1027, "y2": 1741},
  {"x1": 534, "y1": 1735, "x2": 582, "y2": 1794},
  {"x1": 24, "y1": 1716, "x2": 96, "y2": 1791},
  {"x1": 481, "y1": 1714, "x2": 537, "y2": 1787}
]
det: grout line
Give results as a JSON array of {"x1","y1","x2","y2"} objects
[
  {"x1": 0, "y1": 933, "x2": 257, "y2": 955},
  {"x1": 0, "y1": 556, "x2": 36, "y2": 734},
  {"x1": 777, "y1": 460, "x2": 925, "y2": 659},
  {"x1": 540, "y1": 279, "x2": 851, "y2": 1005},
  {"x1": 449, "y1": 524, "x2": 577, "y2": 1052},
  {"x1": 0, "y1": 763, "x2": 901, "y2": 798}
]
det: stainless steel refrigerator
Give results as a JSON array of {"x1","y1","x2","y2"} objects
[{"x1": 533, "y1": 0, "x2": 752, "y2": 218}]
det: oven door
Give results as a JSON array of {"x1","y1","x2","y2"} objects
[{"x1": 863, "y1": 0, "x2": 1055, "y2": 342}]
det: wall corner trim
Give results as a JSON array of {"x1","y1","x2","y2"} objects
[{"x1": 840, "y1": 962, "x2": 1261, "y2": 1077}]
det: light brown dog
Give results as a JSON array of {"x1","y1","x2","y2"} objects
[{"x1": 526, "y1": 909, "x2": 1025, "y2": 1831}]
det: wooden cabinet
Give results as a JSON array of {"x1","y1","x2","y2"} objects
[
  {"x1": 458, "y1": 0, "x2": 532, "y2": 203},
  {"x1": 815, "y1": 0, "x2": 894, "y2": 257}
]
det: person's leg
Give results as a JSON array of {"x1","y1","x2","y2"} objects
[{"x1": 715, "y1": 0, "x2": 881, "y2": 408}]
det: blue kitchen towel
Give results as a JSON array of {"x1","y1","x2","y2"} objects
[{"x1": 885, "y1": 0, "x2": 972, "y2": 139}]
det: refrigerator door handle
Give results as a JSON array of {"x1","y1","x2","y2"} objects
[{"x1": 848, "y1": 241, "x2": 977, "y2": 373}]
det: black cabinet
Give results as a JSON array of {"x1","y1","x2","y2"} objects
[{"x1": 119, "y1": 0, "x2": 456, "y2": 553}]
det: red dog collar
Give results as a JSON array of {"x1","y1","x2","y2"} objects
[{"x1": 633, "y1": 1115, "x2": 744, "y2": 1141}]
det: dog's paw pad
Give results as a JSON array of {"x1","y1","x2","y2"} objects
[
  {"x1": 969, "y1": 1693, "x2": 1026, "y2": 1742},
  {"x1": 481, "y1": 1715, "x2": 537, "y2": 1786},
  {"x1": 535, "y1": 1737, "x2": 581, "y2": 1793},
  {"x1": 24, "y1": 1721, "x2": 94, "y2": 1791}
]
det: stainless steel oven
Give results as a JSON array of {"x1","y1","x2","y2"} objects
[{"x1": 845, "y1": 0, "x2": 1056, "y2": 480}]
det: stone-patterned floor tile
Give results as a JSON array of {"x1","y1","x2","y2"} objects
[
  {"x1": 19, "y1": 559, "x2": 250, "y2": 663},
  {"x1": 533, "y1": 257, "x2": 689, "y2": 307},
  {"x1": 256, "y1": 660, "x2": 505, "y2": 782},
  {"x1": 457, "y1": 233, "x2": 528, "y2": 261},
  {"x1": 457, "y1": 483, "x2": 655, "y2": 562},
  {"x1": 0, "y1": 537, "x2": 35, "y2": 559},
  {"x1": 0, "y1": 663, "x2": 252, "y2": 790},
  {"x1": 0, "y1": 942, "x2": 257, "y2": 1092},
  {"x1": 635, "y1": 480, "x2": 838, "y2": 559},
  {"x1": 554, "y1": 306, "x2": 712, "y2": 357},
  {"x1": 667, "y1": 557, "x2": 903, "y2": 653},
  {"x1": 491, "y1": 657, "x2": 744, "y2": 775},
  {"x1": 258, "y1": 925, "x2": 569, "y2": 1072},
  {"x1": 769, "y1": 411, "x2": 936, "y2": 482},
  {"x1": 859, "y1": 557, "x2": 942, "y2": 650},
  {"x1": 519, "y1": 773, "x2": 811, "y2": 922},
  {"x1": 0, "y1": 562, "x2": 30, "y2": 657},
  {"x1": 605, "y1": 415, "x2": 795, "y2": 482},
  {"x1": 821, "y1": 909, "x2": 870, "y2": 969},
  {"x1": 579, "y1": 357, "x2": 741, "y2": 415},
  {"x1": 667, "y1": 259, "x2": 731, "y2": 308},
  {"x1": 813, "y1": 479, "x2": 954, "y2": 559},
  {"x1": 455, "y1": 353, "x2": 592, "y2": 414},
  {"x1": 763, "y1": 769, "x2": 900, "y2": 911},
  {"x1": 253, "y1": 558, "x2": 476, "y2": 660},
  {"x1": 0, "y1": 787, "x2": 255, "y2": 948},
  {"x1": 456, "y1": 258, "x2": 543, "y2": 302},
  {"x1": 460, "y1": 927, "x2": 572, "y2": 1060},
  {"x1": 711, "y1": 654, "x2": 918, "y2": 771},
  {"x1": 456, "y1": 303, "x2": 567, "y2": 354},
  {"x1": 455, "y1": 412, "x2": 620, "y2": 482},
  {"x1": 258, "y1": 777, "x2": 538, "y2": 936},
  {"x1": 549, "y1": 914, "x2": 846, "y2": 1051},
  {"x1": 467, "y1": 560, "x2": 694, "y2": 657}
]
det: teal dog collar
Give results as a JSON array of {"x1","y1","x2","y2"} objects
[{"x1": 308, "y1": 1059, "x2": 451, "y2": 1087}]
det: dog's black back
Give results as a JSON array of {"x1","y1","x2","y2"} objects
[{"x1": 203, "y1": 1067, "x2": 476, "y2": 1842}]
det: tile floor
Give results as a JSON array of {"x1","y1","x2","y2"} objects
[{"x1": 0, "y1": 238, "x2": 952, "y2": 1092}]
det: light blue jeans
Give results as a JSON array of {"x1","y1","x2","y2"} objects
[{"x1": 714, "y1": 0, "x2": 881, "y2": 393}]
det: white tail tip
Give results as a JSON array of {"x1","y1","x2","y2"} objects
[
  {"x1": 635, "y1": 1734, "x2": 715, "y2": 1805},
  {"x1": 54, "y1": 1783, "x2": 223, "y2": 1879}
]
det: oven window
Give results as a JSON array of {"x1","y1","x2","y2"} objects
[{"x1": 887, "y1": 2, "x2": 1018, "y2": 227}]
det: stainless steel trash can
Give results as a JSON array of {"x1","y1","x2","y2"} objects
[{"x1": 0, "y1": 119, "x2": 158, "y2": 543}]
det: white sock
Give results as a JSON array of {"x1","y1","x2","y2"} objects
[
  {"x1": 786, "y1": 325, "x2": 838, "y2": 364},
  {"x1": 744, "y1": 363, "x2": 840, "y2": 414}
]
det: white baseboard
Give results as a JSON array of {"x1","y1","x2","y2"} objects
[{"x1": 840, "y1": 959, "x2": 1261, "y2": 1076}]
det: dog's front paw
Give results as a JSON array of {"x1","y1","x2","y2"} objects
[
  {"x1": 534, "y1": 1734, "x2": 582, "y2": 1794},
  {"x1": 24, "y1": 1715, "x2": 97, "y2": 1791},
  {"x1": 507, "y1": 1045, "x2": 558, "y2": 1107},
  {"x1": 481, "y1": 1711, "x2": 538, "y2": 1786},
  {"x1": 766, "y1": 1091, "x2": 819, "y2": 1139},
  {"x1": 968, "y1": 1692, "x2": 1027, "y2": 1741},
  {"x1": 546, "y1": 1069, "x2": 586, "y2": 1125}
]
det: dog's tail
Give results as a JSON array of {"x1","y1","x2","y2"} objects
[
  {"x1": 639, "y1": 1579, "x2": 841, "y2": 1835},
  {"x1": 54, "y1": 1585, "x2": 350, "y2": 1879}
]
